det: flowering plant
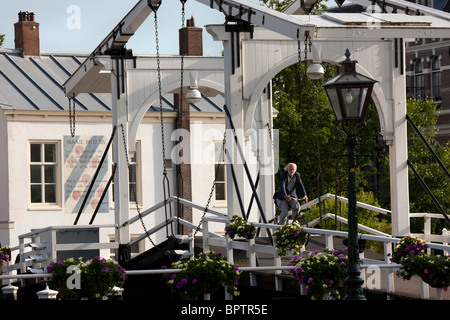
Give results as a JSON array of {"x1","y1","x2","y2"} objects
[
  {"x1": 162, "y1": 251, "x2": 241, "y2": 300},
  {"x1": 390, "y1": 235, "x2": 428, "y2": 265},
  {"x1": 47, "y1": 256, "x2": 126, "y2": 300},
  {"x1": 273, "y1": 221, "x2": 308, "y2": 256},
  {"x1": 389, "y1": 235, "x2": 428, "y2": 280},
  {"x1": 389, "y1": 236, "x2": 449, "y2": 289},
  {"x1": 0, "y1": 246, "x2": 10, "y2": 274},
  {"x1": 224, "y1": 215, "x2": 256, "y2": 240},
  {"x1": 407, "y1": 254, "x2": 450, "y2": 289},
  {"x1": 288, "y1": 248, "x2": 348, "y2": 300}
]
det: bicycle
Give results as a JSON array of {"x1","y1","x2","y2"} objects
[{"x1": 272, "y1": 193, "x2": 310, "y2": 247}]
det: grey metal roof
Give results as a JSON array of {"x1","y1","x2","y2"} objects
[{"x1": 0, "y1": 49, "x2": 223, "y2": 113}]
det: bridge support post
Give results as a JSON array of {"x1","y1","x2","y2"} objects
[{"x1": 388, "y1": 39, "x2": 410, "y2": 237}]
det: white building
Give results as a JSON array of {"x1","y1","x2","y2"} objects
[{"x1": 0, "y1": 12, "x2": 247, "y2": 260}]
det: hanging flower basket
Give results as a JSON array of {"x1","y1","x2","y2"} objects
[
  {"x1": 224, "y1": 215, "x2": 256, "y2": 240},
  {"x1": 410, "y1": 255, "x2": 450, "y2": 289},
  {"x1": 162, "y1": 251, "x2": 241, "y2": 300},
  {"x1": 388, "y1": 235, "x2": 450, "y2": 290},
  {"x1": 273, "y1": 221, "x2": 308, "y2": 256},
  {"x1": 389, "y1": 235, "x2": 428, "y2": 281},
  {"x1": 391, "y1": 235, "x2": 428, "y2": 264},
  {"x1": 288, "y1": 248, "x2": 348, "y2": 300}
]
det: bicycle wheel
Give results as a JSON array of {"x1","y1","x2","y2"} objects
[{"x1": 296, "y1": 215, "x2": 310, "y2": 247}]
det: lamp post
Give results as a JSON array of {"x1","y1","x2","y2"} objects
[{"x1": 321, "y1": 49, "x2": 377, "y2": 300}]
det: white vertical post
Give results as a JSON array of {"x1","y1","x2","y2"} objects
[
  {"x1": 202, "y1": 220, "x2": 209, "y2": 252},
  {"x1": 19, "y1": 238, "x2": 25, "y2": 274},
  {"x1": 385, "y1": 242, "x2": 395, "y2": 294},
  {"x1": 222, "y1": 29, "x2": 247, "y2": 220},
  {"x1": 274, "y1": 252, "x2": 282, "y2": 291},
  {"x1": 51, "y1": 229, "x2": 57, "y2": 263},
  {"x1": 442, "y1": 229, "x2": 448, "y2": 256},
  {"x1": 325, "y1": 235, "x2": 334, "y2": 249},
  {"x1": 388, "y1": 39, "x2": 410, "y2": 237},
  {"x1": 420, "y1": 279, "x2": 430, "y2": 299},
  {"x1": 248, "y1": 237, "x2": 257, "y2": 286},
  {"x1": 111, "y1": 57, "x2": 130, "y2": 246},
  {"x1": 424, "y1": 215, "x2": 431, "y2": 240}
]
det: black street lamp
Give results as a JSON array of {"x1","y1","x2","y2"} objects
[{"x1": 322, "y1": 49, "x2": 377, "y2": 300}]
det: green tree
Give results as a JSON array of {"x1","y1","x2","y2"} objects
[
  {"x1": 0, "y1": 34, "x2": 5, "y2": 47},
  {"x1": 406, "y1": 97, "x2": 450, "y2": 233}
]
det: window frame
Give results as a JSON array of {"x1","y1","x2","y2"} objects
[
  {"x1": 414, "y1": 59, "x2": 424, "y2": 99},
  {"x1": 431, "y1": 56, "x2": 441, "y2": 101},
  {"x1": 213, "y1": 140, "x2": 227, "y2": 207},
  {"x1": 111, "y1": 140, "x2": 142, "y2": 207},
  {"x1": 29, "y1": 140, "x2": 61, "y2": 209}
]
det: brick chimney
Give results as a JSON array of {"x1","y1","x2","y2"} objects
[
  {"x1": 179, "y1": 16, "x2": 203, "y2": 56},
  {"x1": 14, "y1": 11, "x2": 40, "y2": 56},
  {"x1": 174, "y1": 16, "x2": 204, "y2": 235}
]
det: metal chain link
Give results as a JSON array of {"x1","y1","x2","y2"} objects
[
  {"x1": 69, "y1": 94, "x2": 76, "y2": 137},
  {"x1": 153, "y1": 8, "x2": 174, "y2": 237},
  {"x1": 154, "y1": 12, "x2": 167, "y2": 175}
]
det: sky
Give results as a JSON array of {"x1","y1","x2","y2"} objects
[{"x1": 0, "y1": 0, "x2": 242, "y2": 56}]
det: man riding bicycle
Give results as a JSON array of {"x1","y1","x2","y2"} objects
[{"x1": 276, "y1": 163, "x2": 308, "y2": 224}]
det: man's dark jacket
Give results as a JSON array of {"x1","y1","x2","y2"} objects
[{"x1": 276, "y1": 171, "x2": 306, "y2": 201}]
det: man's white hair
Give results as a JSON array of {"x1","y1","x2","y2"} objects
[{"x1": 284, "y1": 163, "x2": 297, "y2": 171}]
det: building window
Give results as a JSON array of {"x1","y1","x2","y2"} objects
[
  {"x1": 431, "y1": 56, "x2": 441, "y2": 101},
  {"x1": 414, "y1": 59, "x2": 424, "y2": 99},
  {"x1": 128, "y1": 141, "x2": 141, "y2": 204},
  {"x1": 30, "y1": 142, "x2": 60, "y2": 206},
  {"x1": 214, "y1": 141, "x2": 226, "y2": 204},
  {"x1": 112, "y1": 141, "x2": 141, "y2": 205}
]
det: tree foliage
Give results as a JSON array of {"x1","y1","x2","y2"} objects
[{"x1": 406, "y1": 98, "x2": 450, "y2": 233}]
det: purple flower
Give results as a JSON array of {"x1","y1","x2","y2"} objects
[
  {"x1": 57, "y1": 261, "x2": 63, "y2": 265},
  {"x1": 307, "y1": 277, "x2": 313, "y2": 284},
  {"x1": 192, "y1": 279, "x2": 197, "y2": 284}
]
